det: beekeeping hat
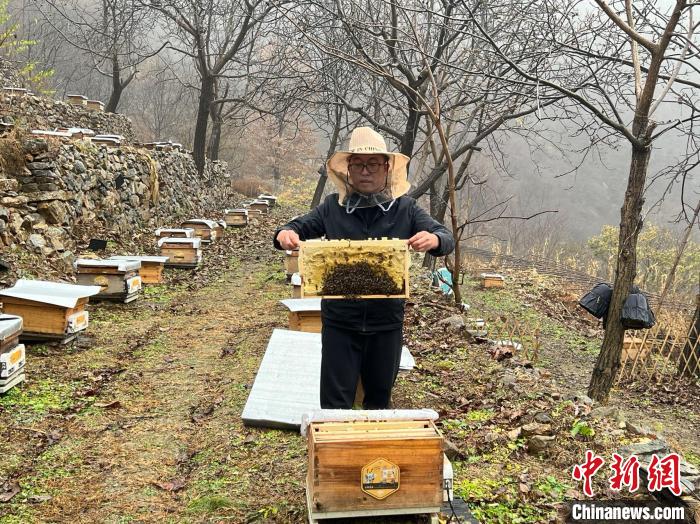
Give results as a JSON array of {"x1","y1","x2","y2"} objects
[{"x1": 326, "y1": 127, "x2": 410, "y2": 212}]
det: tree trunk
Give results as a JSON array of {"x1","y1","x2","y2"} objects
[
  {"x1": 399, "y1": 93, "x2": 421, "y2": 158},
  {"x1": 193, "y1": 74, "x2": 215, "y2": 177},
  {"x1": 208, "y1": 101, "x2": 223, "y2": 162},
  {"x1": 679, "y1": 293, "x2": 700, "y2": 379},
  {"x1": 311, "y1": 165, "x2": 328, "y2": 209},
  {"x1": 588, "y1": 142, "x2": 651, "y2": 402},
  {"x1": 105, "y1": 60, "x2": 122, "y2": 113},
  {"x1": 422, "y1": 181, "x2": 441, "y2": 269}
]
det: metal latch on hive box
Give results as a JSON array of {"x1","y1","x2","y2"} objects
[{"x1": 361, "y1": 458, "x2": 400, "y2": 500}]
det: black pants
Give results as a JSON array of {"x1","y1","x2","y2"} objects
[{"x1": 320, "y1": 324, "x2": 403, "y2": 409}]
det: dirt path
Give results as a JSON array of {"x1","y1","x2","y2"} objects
[{"x1": 0, "y1": 217, "x2": 312, "y2": 523}]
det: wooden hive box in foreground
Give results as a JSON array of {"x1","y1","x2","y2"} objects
[
  {"x1": 0, "y1": 280, "x2": 100, "y2": 343},
  {"x1": 306, "y1": 419, "x2": 443, "y2": 520},
  {"x1": 280, "y1": 298, "x2": 321, "y2": 333},
  {"x1": 75, "y1": 259, "x2": 143, "y2": 303},
  {"x1": 155, "y1": 227, "x2": 194, "y2": 240},
  {"x1": 299, "y1": 239, "x2": 409, "y2": 299},
  {"x1": 181, "y1": 219, "x2": 219, "y2": 243},
  {"x1": 224, "y1": 208, "x2": 249, "y2": 227},
  {"x1": 109, "y1": 256, "x2": 169, "y2": 284},
  {"x1": 159, "y1": 237, "x2": 202, "y2": 268}
]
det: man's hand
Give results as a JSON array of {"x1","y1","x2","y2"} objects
[
  {"x1": 407, "y1": 231, "x2": 439, "y2": 252},
  {"x1": 277, "y1": 229, "x2": 300, "y2": 250}
]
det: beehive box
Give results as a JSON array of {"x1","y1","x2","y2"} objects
[
  {"x1": 246, "y1": 208, "x2": 264, "y2": 221},
  {"x1": 224, "y1": 209, "x2": 248, "y2": 227},
  {"x1": 159, "y1": 237, "x2": 202, "y2": 268},
  {"x1": 109, "y1": 256, "x2": 169, "y2": 284},
  {"x1": 181, "y1": 219, "x2": 219, "y2": 243},
  {"x1": 306, "y1": 419, "x2": 443, "y2": 518},
  {"x1": 155, "y1": 227, "x2": 194, "y2": 240},
  {"x1": 0, "y1": 314, "x2": 22, "y2": 353},
  {"x1": 1, "y1": 344, "x2": 25, "y2": 379},
  {"x1": 0, "y1": 280, "x2": 100, "y2": 342},
  {"x1": 280, "y1": 298, "x2": 321, "y2": 333},
  {"x1": 258, "y1": 194, "x2": 278, "y2": 207},
  {"x1": 299, "y1": 239, "x2": 409, "y2": 299},
  {"x1": 66, "y1": 94, "x2": 87, "y2": 106},
  {"x1": 215, "y1": 220, "x2": 226, "y2": 239},
  {"x1": 248, "y1": 200, "x2": 270, "y2": 214},
  {"x1": 86, "y1": 100, "x2": 104, "y2": 112},
  {"x1": 480, "y1": 273, "x2": 505, "y2": 289},
  {"x1": 75, "y1": 259, "x2": 142, "y2": 303}
]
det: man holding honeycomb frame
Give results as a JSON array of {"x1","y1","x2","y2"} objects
[{"x1": 274, "y1": 127, "x2": 455, "y2": 409}]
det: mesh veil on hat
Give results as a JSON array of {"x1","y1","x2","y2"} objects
[{"x1": 326, "y1": 127, "x2": 411, "y2": 205}]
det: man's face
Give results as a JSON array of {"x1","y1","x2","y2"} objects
[{"x1": 347, "y1": 154, "x2": 389, "y2": 194}]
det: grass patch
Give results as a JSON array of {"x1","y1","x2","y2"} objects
[
  {"x1": 187, "y1": 495, "x2": 234, "y2": 514},
  {"x1": 469, "y1": 501, "x2": 555, "y2": 523},
  {"x1": 0, "y1": 378, "x2": 80, "y2": 421}
]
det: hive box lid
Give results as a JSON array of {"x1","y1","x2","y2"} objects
[
  {"x1": 109, "y1": 255, "x2": 170, "y2": 264},
  {"x1": 242, "y1": 329, "x2": 321, "y2": 429},
  {"x1": 75, "y1": 258, "x2": 141, "y2": 271},
  {"x1": 158, "y1": 237, "x2": 202, "y2": 248},
  {"x1": 0, "y1": 279, "x2": 101, "y2": 308},
  {"x1": 155, "y1": 228, "x2": 194, "y2": 237},
  {"x1": 279, "y1": 298, "x2": 321, "y2": 313},
  {"x1": 182, "y1": 219, "x2": 218, "y2": 229},
  {"x1": 0, "y1": 314, "x2": 22, "y2": 340},
  {"x1": 225, "y1": 208, "x2": 248, "y2": 215}
]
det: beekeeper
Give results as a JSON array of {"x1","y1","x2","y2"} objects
[{"x1": 274, "y1": 127, "x2": 455, "y2": 409}]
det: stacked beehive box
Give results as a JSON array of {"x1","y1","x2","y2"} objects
[
  {"x1": 0, "y1": 315, "x2": 25, "y2": 393},
  {"x1": 181, "y1": 219, "x2": 219, "y2": 243},
  {"x1": 75, "y1": 259, "x2": 143, "y2": 303},
  {"x1": 155, "y1": 227, "x2": 195, "y2": 240},
  {"x1": 247, "y1": 200, "x2": 270, "y2": 214},
  {"x1": 280, "y1": 298, "x2": 321, "y2": 333},
  {"x1": 0, "y1": 280, "x2": 100, "y2": 343},
  {"x1": 224, "y1": 209, "x2": 248, "y2": 227},
  {"x1": 258, "y1": 194, "x2": 278, "y2": 207},
  {"x1": 159, "y1": 237, "x2": 202, "y2": 268}
]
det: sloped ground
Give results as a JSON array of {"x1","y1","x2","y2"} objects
[{"x1": 0, "y1": 203, "x2": 698, "y2": 524}]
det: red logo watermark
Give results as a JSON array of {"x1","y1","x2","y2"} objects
[{"x1": 572, "y1": 451, "x2": 682, "y2": 497}]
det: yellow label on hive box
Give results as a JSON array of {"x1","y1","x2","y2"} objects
[
  {"x1": 94, "y1": 275, "x2": 109, "y2": 290},
  {"x1": 361, "y1": 458, "x2": 400, "y2": 500}
]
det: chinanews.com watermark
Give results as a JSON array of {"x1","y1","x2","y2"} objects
[{"x1": 565, "y1": 500, "x2": 686, "y2": 523}]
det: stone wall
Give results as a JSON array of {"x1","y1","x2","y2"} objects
[
  {"x1": 0, "y1": 133, "x2": 235, "y2": 261},
  {"x1": 0, "y1": 92, "x2": 135, "y2": 142}
]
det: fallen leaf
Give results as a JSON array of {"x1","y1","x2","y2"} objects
[
  {"x1": 94, "y1": 401, "x2": 122, "y2": 409},
  {"x1": 154, "y1": 478, "x2": 186, "y2": 492},
  {"x1": 28, "y1": 494, "x2": 52, "y2": 503}
]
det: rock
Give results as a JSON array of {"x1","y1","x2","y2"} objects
[
  {"x1": 0, "y1": 179, "x2": 18, "y2": 192},
  {"x1": 527, "y1": 435, "x2": 555, "y2": 455},
  {"x1": 522, "y1": 422, "x2": 553, "y2": 437},
  {"x1": 0, "y1": 195, "x2": 29, "y2": 207},
  {"x1": 507, "y1": 427, "x2": 522, "y2": 440},
  {"x1": 626, "y1": 422, "x2": 654, "y2": 437},
  {"x1": 27, "y1": 161, "x2": 53, "y2": 170},
  {"x1": 73, "y1": 160, "x2": 86, "y2": 174},
  {"x1": 24, "y1": 190, "x2": 70, "y2": 203},
  {"x1": 38, "y1": 201, "x2": 68, "y2": 225},
  {"x1": 534, "y1": 412, "x2": 553, "y2": 424},
  {"x1": 44, "y1": 227, "x2": 66, "y2": 251},
  {"x1": 26, "y1": 233, "x2": 46, "y2": 252},
  {"x1": 57, "y1": 251, "x2": 75, "y2": 271},
  {"x1": 590, "y1": 406, "x2": 624, "y2": 423},
  {"x1": 437, "y1": 314, "x2": 465, "y2": 331},
  {"x1": 0, "y1": 206, "x2": 8, "y2": 220},
  {"x1": 570, "y1": 393, "x2": 595, "y2": 406}
]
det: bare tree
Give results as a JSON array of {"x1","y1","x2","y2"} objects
[
  {"x1": 34, "y1": 0, "x2": 165, "y2": 111},
  {"x1": 464, "y1": 0, "x2": 699, "y2": 401},
  {"x1": 146, "y1": 0, "x2": 275, "y2": 175}
]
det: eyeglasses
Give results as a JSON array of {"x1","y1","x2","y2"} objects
[{"x1": 348, "y1": 160, "x2": 387, "y2": 175}]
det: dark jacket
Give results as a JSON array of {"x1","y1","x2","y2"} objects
[{"x1": 274, "y1": 194, "x2": 455, "y2": 332}]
